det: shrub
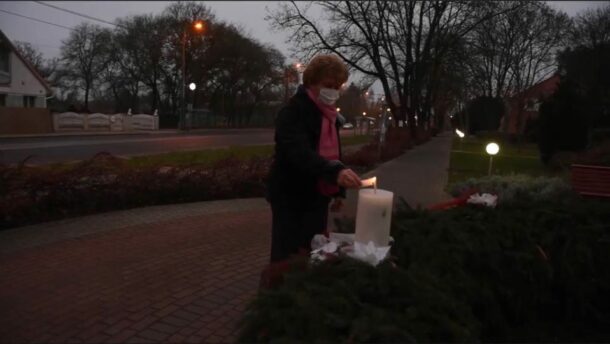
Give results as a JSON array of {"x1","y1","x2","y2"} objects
[
  {"x1": 447, "y1": 174, "x2": 573, "y2": 206},
  {"x1": 343, "y1": 127, "x2": 429, "y2": 170},
  {"x1": 537, "y1": 84, "x2": 590, "y2": 164},
  {"x1": 342, "y1": 144, "x2": 379, "y2": 169},
  {"x1": 0, "y1": 154, "x2": 271, "y2": 230},
  {"x1": 385, "y1": 127, "x2": 413, "y2": 151},
  {"x1": 466, "y1": 96, "x2": 504, "y2": 135},
  {"x1": 238, "y1": 196, "x2": 610, "y2": 343}
]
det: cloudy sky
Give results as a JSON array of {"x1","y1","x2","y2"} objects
[
  {"x1": 0, "y1": 1, "x2": 607, "y2": 62},
  {"x1": 0, "y1": 1, "x2": 607, "y2": 92}
]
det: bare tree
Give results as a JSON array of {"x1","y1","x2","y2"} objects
[
  {"x1": 570, "y1": 4, "x2": 610, "y2": 49},
  {"x1": 507, "y1": 3, "x2": 570, "y2": 136},
  {"x1": 113, "y1": 14, "x2": 171, "y2": 112},
  {"x1": 60, "y1": 23, "x2": 112, "y2": 112},
  {"x1": 14, "y1": 41, "x2": 44, "y2": 72},
  {"x1": 266, "y1": 1, "x2": 522, "y2": 135},
  {"x1": 160, "y1": 1, "x2": 215, "y2": 117},
  {"x1": 202, "y1": 23, "x2": 287, "y2": 127},
  {"x1": 13, "y1": 41, "x2": 58, "y2": 79},
  {"x1": 509, "y1": 3, "x2": 570, "y2": 94},
  {"x1": 99, "y1": 35, "x2": 141, "y2": 113}
]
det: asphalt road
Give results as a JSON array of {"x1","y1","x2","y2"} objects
[
  {"x1": 0, "y1": 129, "x2": 276, "y2": 165},
  {"x1": 0, "y1": 128, "x2": 357, "y2": 165}
]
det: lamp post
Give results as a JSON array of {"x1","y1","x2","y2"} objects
[
  {"x1": 361, "y1": 112, "x2": 367, "y2": 135},
  {"x1": 187, "y1": 82, "x2": 196, "y2": 129},
  {"x1": 455, "y1": 128, "x2": 465, "y2": 150},
  {"x1": 486, "y1": 142, "x2": 500, "y2": 176},
  {"x1": 180, "y1": 20, "x2": 205, "y2": 131},
  {"x1": 295, "y1": 62, "x2": 303, "y2": 85}
]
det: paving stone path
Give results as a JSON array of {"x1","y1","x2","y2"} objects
[
  {"x1": 0, "y1": 132, "x2": 452, "y2": 344},
  {"x1": 1, "y1": 201, "x2": 271, "y2": 344}
]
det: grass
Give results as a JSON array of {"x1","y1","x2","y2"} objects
[
  {"x1": 340, "y1": 133, "x2": 374, "y2": 146},
  {"x1": 448, "y1": 136, "x2": 550, "y2": 184},
  {"x1": 67, "y1": 133, "x2": 372, "y2": 169},
  {"x1": 129, "y1": 145, "x2": 274, "y2": 168},
  {"x1": 128, "y1": 134, "x2": 372, "y2": 168}
]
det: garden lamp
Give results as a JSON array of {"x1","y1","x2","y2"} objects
[
  {"x1": 486, "y1": 142, "x2": 500, "y2": 175},
  {"x1": 455, "y1": 128, "x2": 465, "y2": 150}
]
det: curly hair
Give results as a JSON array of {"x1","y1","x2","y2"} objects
[{"x1": 302, "y1": 54, "x2": 349, "y2": 88}]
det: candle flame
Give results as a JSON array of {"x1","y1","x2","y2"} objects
[{"x1": 361, "y1": 177, "x2": 377, "y2": 190}]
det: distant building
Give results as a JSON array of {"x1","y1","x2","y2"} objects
[
  {"x1": 502, "y1": 74, "x2": 560, "y2": 135},
  {"x1": 0, "y1": 30, "x2": 52, "y2": 108},
  {"x1": 0, "y1": 30, "x2": 54, "y2": 135}
]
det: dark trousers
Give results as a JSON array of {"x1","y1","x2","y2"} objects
[{"x1": 270, "y1": 201, "x2": 329, "y2": 263}]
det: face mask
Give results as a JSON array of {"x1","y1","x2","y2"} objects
[{"x1": 318, "y1": 88, "x2": 340, "y2": 105}]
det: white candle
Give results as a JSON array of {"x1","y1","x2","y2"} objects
[{"x1": 355, "y1": 188, "x2": 394, "y2": 246}]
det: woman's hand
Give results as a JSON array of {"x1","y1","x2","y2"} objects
[{"x1": 337, "y1": 169, "x2": 361, "y2": 189}]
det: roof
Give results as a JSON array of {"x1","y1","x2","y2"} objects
[
  {"x1": 0, "y1": 30, "x2": 53, "y2": 96},
  {"x1": 511, "y1": 74, "x2": 560, "y2": 100}
]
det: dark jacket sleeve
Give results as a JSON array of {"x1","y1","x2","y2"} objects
[{"x1": 275, "y1": 103, "x2": 346, "y2": 185}]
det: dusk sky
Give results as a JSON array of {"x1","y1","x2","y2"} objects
[{"x1": 0, "y1": 1, "x2": 607, "y2": 90}]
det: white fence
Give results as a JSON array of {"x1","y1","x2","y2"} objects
[{"x1": 53, "y1": 112, "x2": 159, "y2": 132}]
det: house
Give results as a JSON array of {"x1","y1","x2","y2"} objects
[
  {"x1": 0, "y1": 30, "x2": 52, "y2": 107},
  {"x1": 0, "y1": 30, "x2": 54, "y2": 135},
  {"x1": 502, "y1": 74, "x2": 561, "y2": 136}
]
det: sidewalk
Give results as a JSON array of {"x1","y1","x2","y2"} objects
[
  {"x1": 336, "y1": 131, "x2": 453, "y2": 222},
  {"x1": 0, "y1": 132, "x2": 452, "y2": 344},
  {"x1": 0, "y1": 199, "x2": 271, "y2": 344}
]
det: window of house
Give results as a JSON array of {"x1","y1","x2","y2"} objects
[
  {"x1": 0, "y1": 50, "x2": 8, "y2": 72},
  {"x1": 23, "y1": 96, "x2": 36, "y2": 108},
  {"x1": 0, "y1": 94, "x2": 6, "y2": 107},
  {"x1": 0, "y1": 48, "x2": 9, "y2": 84}
]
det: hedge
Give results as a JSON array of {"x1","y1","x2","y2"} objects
[{"x1": 238, "y1": 191, "x2": 610, "y2": 342}]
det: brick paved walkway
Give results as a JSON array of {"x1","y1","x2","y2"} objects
[
  {"x1": 0, "y1": 133, "x2": 451, "y2": 344},
  {"x1": 0, "y1": 201, "x2": 271, "y2": 344}
]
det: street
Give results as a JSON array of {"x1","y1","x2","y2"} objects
[{"x1": 0, "y1": 128, "x2": 357, "y2": 165}]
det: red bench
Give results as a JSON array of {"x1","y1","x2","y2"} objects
[{"x1": 571, "y1": 164, "x2": 610, "y2": 198}]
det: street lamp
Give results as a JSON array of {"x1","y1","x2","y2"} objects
[
  {"x1": 181, "y1": 20, "x2": 205, "y2": 131},
  {"x1": 189, "y1": 82, "x2": 196, "y2": 91},
  {"x1": 486, "y1": 142, "x2": 500, "y2": 176}
]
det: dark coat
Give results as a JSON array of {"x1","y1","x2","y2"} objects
[{"x1": 266, "y1": 86, "x2": 346, "y2": 209}]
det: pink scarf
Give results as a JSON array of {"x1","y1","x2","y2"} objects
[{"x1": 306, "y1": 88, "x2": 340, "y2": 196}]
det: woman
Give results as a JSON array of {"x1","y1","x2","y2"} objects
[{"x1": 266, "y1": 54, "x2": 362, "y2": 263}]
